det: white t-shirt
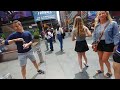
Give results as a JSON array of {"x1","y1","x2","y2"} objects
[
  {"x1": 99, "y1": 21, "x2": 109, "y2": 40},
  {"x1": 47, "y1": 31, "x2": 53, "y2": 39},
  {"x1": 56, "y1": 27, "x2": 63, "y2": 35}
]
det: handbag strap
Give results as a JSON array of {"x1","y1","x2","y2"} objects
[{"x1": 97, "y1": 22, "x2": 110, "y2": 43}]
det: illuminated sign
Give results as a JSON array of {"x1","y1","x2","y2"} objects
[{"x1": 32, "y1": 11, "x2": 57, "y2": 22}]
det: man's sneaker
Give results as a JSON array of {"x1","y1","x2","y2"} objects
[
  {"x1": 61, "y1": 49, "x2": 64, "y2": 52},
  {"x1": 50, "y1": 49, "x2": 54, "y2": 51},
  {"x1": 37, "y1": 70, "x2": 45, "y2": 74}
]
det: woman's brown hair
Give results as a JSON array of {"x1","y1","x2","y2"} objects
[{"x1": 73, "y1": 16, "x2": 86, "y2": 37}]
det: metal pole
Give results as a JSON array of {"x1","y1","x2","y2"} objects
[
  {"x1": 39, "y1": 13, "x2": 44, "y2": 32},
  {"x1": 50, "y1": 19, "x2": 53, "y2": 28}
]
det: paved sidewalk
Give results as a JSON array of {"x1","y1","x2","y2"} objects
[{"x1": 35, "y1": 34, "x2": 115, "y2": 79}]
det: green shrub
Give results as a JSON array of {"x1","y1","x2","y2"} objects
[
  {"x1": 1, "y1": 34, "x2": 6, "y2": 39},
  {"x1": 34, "y1": 34, "x2": 39, "y2": 39},
  {"x1": 33, "y1": 29, "x2": 40, "y2": 39}
]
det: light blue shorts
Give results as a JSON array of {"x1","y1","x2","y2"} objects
[{"x1": 18, "y1": 50, "x2": 36, "y2": 67}]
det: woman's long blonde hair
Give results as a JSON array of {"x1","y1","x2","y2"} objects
[
  {"x1": 73, "y1": 16, "x2": 85, "y2": 37},
  {"x1": 94, "y1": 11, "x2": 113, "y2": 27}
]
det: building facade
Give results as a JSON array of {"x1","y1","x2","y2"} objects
[
  {"x1": 59, "y1": 11, "x2": 78, "y2": 29},
  {"x1": 110, "y1": 11, "x2": 120, "y2": 25},
  {"x1": 59, "y1": 11, "x2": 67, "y2": 27},
  {"x1": 59, "y1": 11, "x2": 88, "y2": 29}
]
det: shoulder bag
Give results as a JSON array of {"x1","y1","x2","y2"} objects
[{"x1": 92, "y1": 22, "x2": 110, "y2": 52}]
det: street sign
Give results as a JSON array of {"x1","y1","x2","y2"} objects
[{"x1": 32, "y1": 11, "x2": 57, "y2": 22}]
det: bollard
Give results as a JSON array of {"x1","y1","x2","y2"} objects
[{"x1": 36, "y1": 47, "x2": 44, "y2": 63}]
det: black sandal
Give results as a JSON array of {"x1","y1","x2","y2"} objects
[
  {"x1": 96, "y1": 70, "x2": 104, "y2": 74},
  {"x1": 105, "y1": 73, "x2": 112, "y2": 78},
  {"x1": 93, "y1": 70, "x2": 104, "y2": 78}
]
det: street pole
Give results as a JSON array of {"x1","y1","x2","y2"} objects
[
  {"x1": 39, "y1": 14, "x2": 44, "y2": 32},
  {"x1": 50, "y1": 19, "x2": 53, "y2": 28}
]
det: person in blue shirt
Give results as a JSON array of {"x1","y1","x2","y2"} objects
[
  {"x1": 2, "y1": 20, "x2": 45, "y2": 79},
  {"x1": 113, "y1": 31, "x2": 120, "y2": 79},
  {"x1": 92, "y1": 11, "x2": 119, "y2": 78}
]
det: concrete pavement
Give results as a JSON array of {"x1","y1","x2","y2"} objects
[{"x1": 0, "y1": 33, "x2": 115, "y2": 79}]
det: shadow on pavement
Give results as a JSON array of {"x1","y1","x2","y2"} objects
[
  {"x1": 31, "y1": 73, "x2": 46, "y2": 79},
  {"x1": 74, "y1": 67, "x2": 90, "y2": 79},
  {"x1": 55, "y1": 51, "x2": 65, "y2": 55},
  {"x1": 31, "y1": 73, "x2": 39, "y2": 79},
  {"x1": 45, "y1": 51, "x2": 53, "y2": 55},
  {"x1": 93, "y1": 73, "x2": 112, "y2": 79}
]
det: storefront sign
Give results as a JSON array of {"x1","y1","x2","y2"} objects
[{"x1": 32, "y1": 11, "x2": 57, "y2": 22}]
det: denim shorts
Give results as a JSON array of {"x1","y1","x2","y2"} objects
[{"x1": 18, "y1": 49, "x2": 36, "y2": 67}]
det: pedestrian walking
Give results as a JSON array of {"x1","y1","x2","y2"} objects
[
  {"x1": 2, "y1": 20, "x2": 45, "y2": 79},
  {"x1": 56, "y1": 25, "x2": 64, "y2": 52},
  {"x1": 92, "y1": 11, "x2": 119, "y2": 78},
  {"x1": 72, "y1": 16, "x2": 92, "y2": 72}
]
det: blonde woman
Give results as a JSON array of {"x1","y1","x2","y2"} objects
[
  {"x1": 92, "y1": 11, "x2": 119, "y2": 78},
  {"x1": 72, "y1": 16, "x2": 92, "y2": 72}
]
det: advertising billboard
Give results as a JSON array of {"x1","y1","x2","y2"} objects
[
  {"x1": 0, "y1": 11, "x2": 9, "y2": 22},
  {"x1": 0, "y1": 11, "x2": 32, "y2": 22},
  {"x1": 13, "y1": 11, "x2": 32, "y2": 19},
  {"x1": 88, "y1": 11, "x2": 97, "y2": 21},
  {"x1": 32, "y1": 11, "x2": 57, "y2": 22}
]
